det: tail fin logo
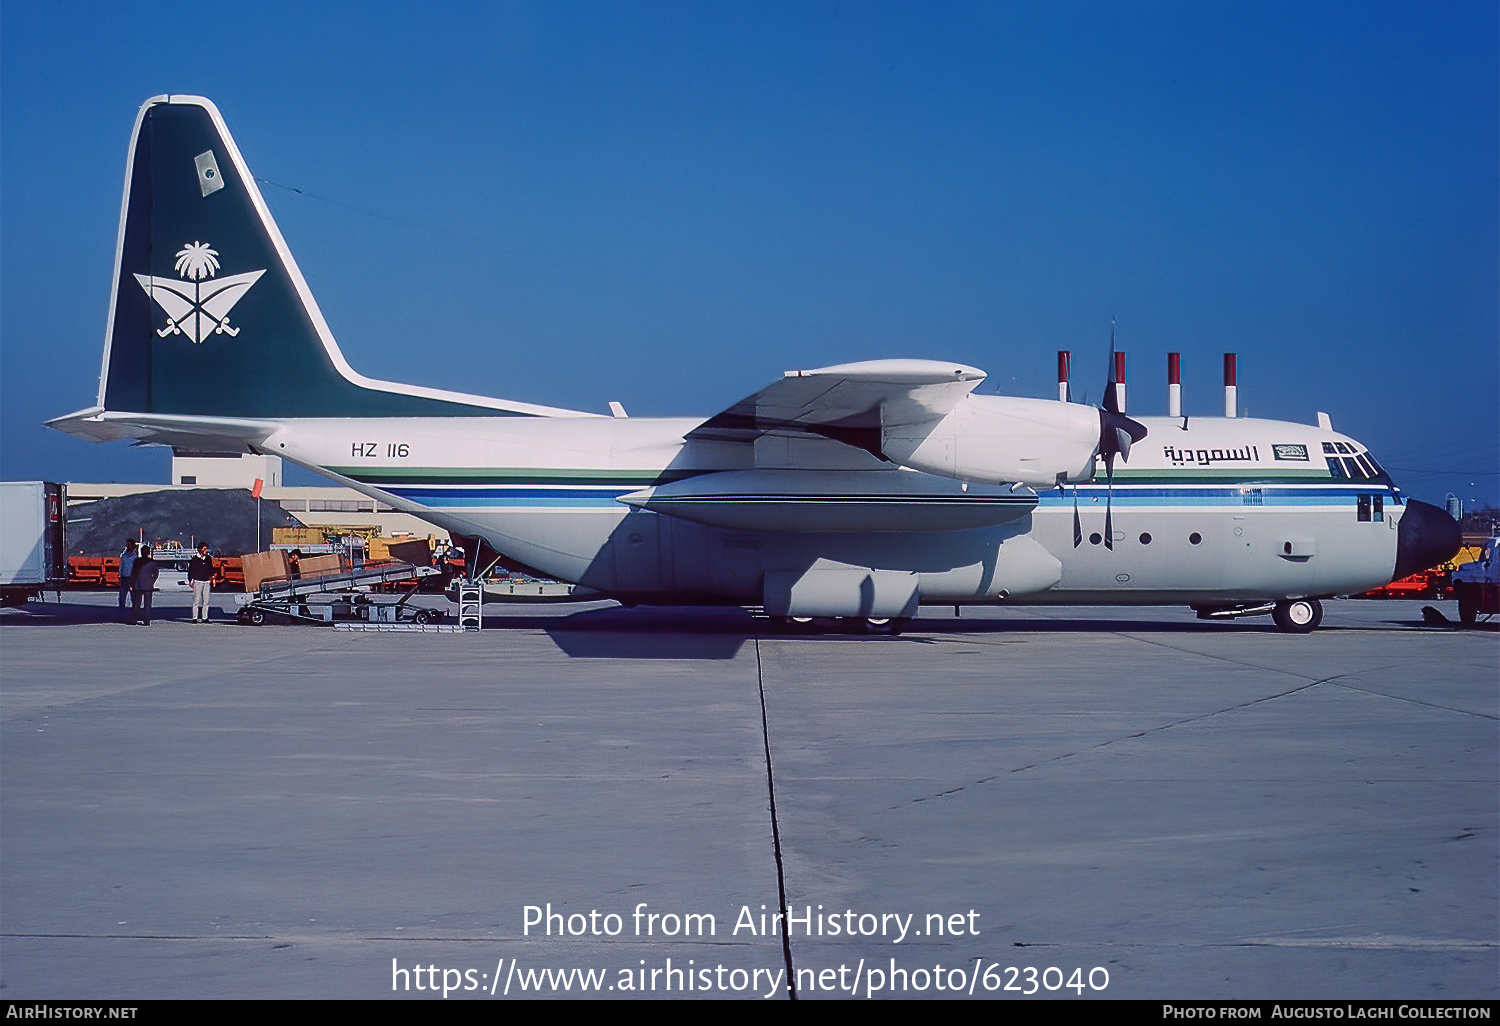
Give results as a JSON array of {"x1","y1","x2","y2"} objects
[{"x1": 134, "y1": 242, "x2": 266, "y2": 344}]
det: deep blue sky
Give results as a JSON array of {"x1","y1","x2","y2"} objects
[{"x1": 3, "y1": 1, "x2": 1495, "y2": 507}]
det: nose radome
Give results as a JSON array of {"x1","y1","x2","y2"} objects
[{"x1": 1393, "y1": 499, "x2": 1462, "y2": 580}]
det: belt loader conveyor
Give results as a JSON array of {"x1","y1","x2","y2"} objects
[{"x1": 234, "y1": 561, "x2": 444, "y2": 625}]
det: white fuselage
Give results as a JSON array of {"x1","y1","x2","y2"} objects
[
  {"x1": 51, "y1": 94, "x2": 1438, "y2": 625},
  {"x1": 264, "y1": 410, "x2": 1402, "y2": 607}
]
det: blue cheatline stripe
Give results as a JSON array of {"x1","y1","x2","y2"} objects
[
  {"x1": 653, "y1": 496, "x2": 1035, "y2": 504},
  {"x1": 377, "y1": 481, "x2": 1399, "y2": 512},
  {"x1": 384, "y1": 487, "x2": 629, "y2": 508},
  {"x1": 1043, "y1": 484, "x2": 1394, "y2": 495},
  {"x1": 336, "y1": 467, "x2": 709, "y2": 486},
  {"x1": 1037, "y1": 496, "x2": 1353, "y2": 509},
  {"x1": 385, "y1": 491, "x2": 1004, "y2": 510},
  {"x1": 1037, "y1": 485, "x2": 1396, "y2": 503}
]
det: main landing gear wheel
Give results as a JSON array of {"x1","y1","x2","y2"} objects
[{"x1": 1272, "y1": 598, "x2": 1322, "y2": 634}]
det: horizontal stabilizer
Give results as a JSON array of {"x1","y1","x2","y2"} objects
[{"x1": 46, "y1": 407, "x2": 279, "y2": 451}]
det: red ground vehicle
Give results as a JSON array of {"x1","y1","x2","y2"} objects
[
  {"x1": 1359, "y1": 568, "x2": 1448, "y2": 600},
  {"x1": 70, "y1": 554, "x2": 244, "y2": 589}
]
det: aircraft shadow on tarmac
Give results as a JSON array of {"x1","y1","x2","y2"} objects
[
  {"x1": 507, "y1": 603, "x2": 1499, "y2": 660},
  {"x1": 2, "y1": 599, "x2": 1491, "y2": 662}
]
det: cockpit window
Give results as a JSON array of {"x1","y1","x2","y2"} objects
[{"x1": 1324, "y1": 444, "x2": 1393, "y2": 484}]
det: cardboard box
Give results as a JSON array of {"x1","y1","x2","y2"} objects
[
  {"x1": 240, "y1": 549, "x2": 290, "y2": 592},
  {"x1": 386, "y1": 539, "x2": 433, "y2": 567},
  {"x1": 298, "y1": 553, "x2": 346, "y2": 576},
  {"x1": 272, "y1": 527, "x2": 326, "y2": 546}
]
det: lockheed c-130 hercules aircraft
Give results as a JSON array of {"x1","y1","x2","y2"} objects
[{"x1": 50, "y1": 96, "x2": 1462, "y2": 633}]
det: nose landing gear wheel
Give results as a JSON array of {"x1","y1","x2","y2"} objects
[{"x1": 1272, "y1": 598, "x2": 1322, "y2": 633}]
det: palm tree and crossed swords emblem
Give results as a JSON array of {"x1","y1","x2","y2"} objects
[{"x1": 134, "y1": 242, "x2": 265, "y2": 344}]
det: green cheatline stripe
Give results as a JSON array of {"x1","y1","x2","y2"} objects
[
  {"x1": 1110, "y1": 470, "x2": 1332, "y2": 483},
  {"x1": 326, "y1": 466, "x2": 706, "y2": 486},
  {"x1": 331, "y1": 466, "x2": 1344, "y2": 487}
]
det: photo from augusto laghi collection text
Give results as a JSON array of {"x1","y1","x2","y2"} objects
[{"x1": 388, "y1": 901, "x2": 1113, "y2": 998}]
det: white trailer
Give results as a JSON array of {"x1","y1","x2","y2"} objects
[{"x1": 1, "y1": 482, "x2": 67, "y2": 606}]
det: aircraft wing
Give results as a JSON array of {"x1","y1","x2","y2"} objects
[
  {"x1": 688, "y1": 357, "x2": 1125, "y2": 488},
  {"x1": 687, "y1": 359, "x2": 986, "y2": 455}
]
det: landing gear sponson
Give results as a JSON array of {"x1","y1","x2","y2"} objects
[{"x1": 769, "y1": 615, "x2": 910, "y2": 635}]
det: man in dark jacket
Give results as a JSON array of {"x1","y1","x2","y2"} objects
[
  {"x1": 131, "y1": 545, "x2": 160, "y2": 625},
  {"x1": 188, "y1": 543, "x2": 215, "y2": 623},
  {"x1": 118, "y1": 541, "x2": 137, "y2": 620}
]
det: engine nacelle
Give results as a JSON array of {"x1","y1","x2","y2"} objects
[{"x1": 882, "y1": 394, "x2": 1100, "y2": 487}]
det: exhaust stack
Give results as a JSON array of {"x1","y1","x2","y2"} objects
[
  {"x1": 1167, "y1": 352, "x2": 1181, "y2": 418},
  {"x1": 1112, "y1": 351, "x2": 1126, "y2": 414},
  {"x1": 1223, "y1": 353, "x2": 1238, "y2": 418},
  {"x1": 1057, "y1": 351, "x2": 1071, "y2": 403}
]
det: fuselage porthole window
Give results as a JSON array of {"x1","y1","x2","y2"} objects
[
  {"x1": 1089, "y1": 532, "x2": 1103, "y2": 546},
  {"x1": 1139, "y1": 532, "x2": 1152, "y2": 545},
  {"x1": 1189, "y1": 532, "x2": 1202, "y2": 545}
]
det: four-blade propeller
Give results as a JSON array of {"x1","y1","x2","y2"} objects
[{"x1": 1072, "y1": 331, "x2": 1149, "y2": 550}]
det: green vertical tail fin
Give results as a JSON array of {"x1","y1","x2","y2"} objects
[{"x1": 97, "y1": 95, "x2": 561, "y2": 420}]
